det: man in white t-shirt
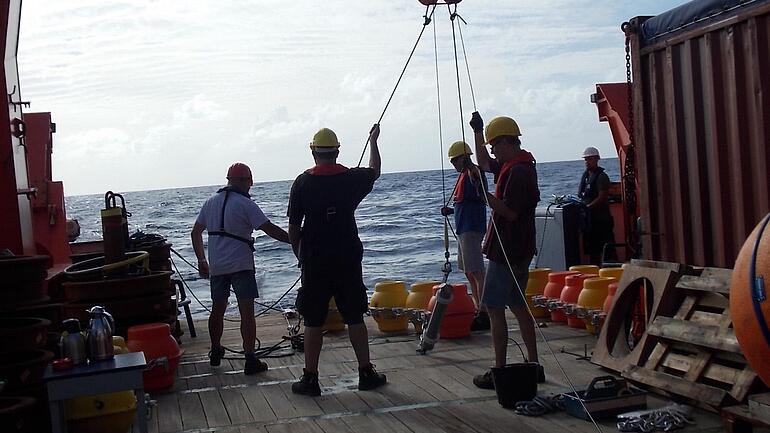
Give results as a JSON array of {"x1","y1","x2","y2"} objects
[{"x1": 191, "y1": 162, "x2": 290, "y2": 375}]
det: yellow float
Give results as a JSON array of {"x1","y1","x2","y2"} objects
[
  {"x1": 525, "y1": 268, "x2": 551, "y2": 318},
  {"x1": 370, "y1": 280, "x2": 409, "y2": 332},
  {"x1": 577, "y1": 277, "x2": 614, "y2": 334},
  {"x1": 406, "y1": 281, "x2": 439, "y2": 333},
  {"x1": 323, "y1": 297, "x2": 346, "y2": 332},
  {"x1": 66, "y1": 391, "x2": 136, "y2": 433},
  {"x1": 569, "y1": 265, "x2": 600, "y2": 275},
  {"x1": 599, "y1": 267, "x2": 624, "y2": 282}
]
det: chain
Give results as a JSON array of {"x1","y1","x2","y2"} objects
[{"x1": 622, "y1": 22, "x2": 638, "y2": 247}]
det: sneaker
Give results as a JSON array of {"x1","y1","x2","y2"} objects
[
  {"x1": 358, "y1": 364, "x2": 387, "y2": 391},
  {"x1": 470, "y1": 312, "x2": 491, "y2": 331},
  {"x1": 292, "y1": 369, "x2": 321, "y2": 396},
  {"x1": 537, "y1": 364, "x2": 545, "y2": 383},
  {"x1": 473, "y1": 370, "x2": 495, "y2": 389},
  {"x1": 208, "y1": 346, "x2": 225, "y2": 367},
  {"x1": 244, "y1": 354, "x2": 268, "y2": 375}
]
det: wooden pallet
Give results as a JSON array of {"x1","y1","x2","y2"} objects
[{"x1": 623, "y1": 268, "x2": 759, "y2": 411}]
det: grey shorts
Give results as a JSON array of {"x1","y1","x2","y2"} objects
[
  {"x1": 481, "y1": 258, "x2": 531, "y2": 309},
  {"x1": 457, "y1": 231, "x2": 485, "y2": 273},
  {"x1": 210, "y1": 270, "x2": 259, "y2": 301}
]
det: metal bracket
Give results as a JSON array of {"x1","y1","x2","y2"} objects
[{"x1": 7, "y1": 85, "x2": 30, "y2": 112}]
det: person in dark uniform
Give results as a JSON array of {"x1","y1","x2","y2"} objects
[
  {"x1": 288, "y1": 125, "x2": 387, "y2": 397},
  {"x1": 578, "y1": 146, "x2": 615, "y2": 265}
]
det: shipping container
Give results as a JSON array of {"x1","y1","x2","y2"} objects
[{"x1": 626, "y1": 0, "x2": 770, "y2": 268}]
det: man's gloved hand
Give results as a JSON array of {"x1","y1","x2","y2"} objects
[
  {"x1": 470, "y1": 112, "x2": 484, "y2": 134},
  {"x1": 441, "y1": 206, "x2": 454, "y2": 217}
]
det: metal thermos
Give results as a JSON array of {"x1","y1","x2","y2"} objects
[
  {"x1": 87, "y1": 306, "x2": 115, "y2": 362},
  {"x1": 59, "y1": 318, "x2": 87, "y2": 365}
]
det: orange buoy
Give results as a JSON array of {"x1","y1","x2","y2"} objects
[
  {"x1": 525, "y1": 268, "x2": 551, "y2": 318},
  {"x1": 427, "y1": 283, "x2": 474, "y2": 338},
  {"x1": 731, "y1": 214, "x2": 770, "y2": 386},
  {"x1": 603, "y1": 282, "x2": 619, "y2": 313},
  {"x1": 561, "y1": 274, "x2": 591, "y2": 329},
  {"x1": 543, "y1": 271, "x2": 580, "y2": 323},
  {"x1": 126, "y1": 323, "x2": 183, "y2": 391}
]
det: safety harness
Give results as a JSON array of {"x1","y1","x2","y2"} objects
[{"x1": 208, "y1": 187, "x2": 255, "y2": 252}]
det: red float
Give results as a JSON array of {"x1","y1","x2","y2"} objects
[
  {"x1": 731, "y1": 214, "x2": 770, "y2": 386},
  {"x1": 427, "y1": 283, "x2": 474, "y2": 339},
  {"x1": 561, "y1": 274, "x2": 591, "y2": 328},
  {"x1": 543, "y1": 271, "x2": 580, "y2": 323},
  {"x1": 126, "y1": 323, "x2": 183, "y2": 391}
]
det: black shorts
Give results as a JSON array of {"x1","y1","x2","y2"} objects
[{"x1": 296, "y1": 258, "x2": 368, "y2": 327}]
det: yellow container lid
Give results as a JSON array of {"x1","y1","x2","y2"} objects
[
  {"x1": 410, "y1": 281, "x2": 440, "y2": 292},
  {"x1": 374, "y1": 280, "x2": 407, "y2": 293},
  {"x1": 529, "y1": 268, "x2": 552, "y2": 277},
  {"x1": 599, "y1": 267, "x2": 624, "y2": 281},
  {"x1": 569, "y1": 265, "x2": 600, "y2": 275}
]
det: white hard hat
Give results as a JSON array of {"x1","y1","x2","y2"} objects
[{"x1": 582, "y1": 146, "x2": 600, "y2": 158}]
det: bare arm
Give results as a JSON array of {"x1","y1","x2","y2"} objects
[
  {"x1": 288, "y1": 224, "x2": 301, "y2": 259},
  {"x1": 191, "y1": 222, "x2": 209, "y2": 278},
  {"x1": 368, "y1": 123, "x2": 381, "y2": 180},
  {"x1": 259, "y1": 221, "x2": 290, "y2": 244}
]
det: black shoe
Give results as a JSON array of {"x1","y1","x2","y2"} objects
[
  {"x1": 208, "y1": 346, "x2": 225, "y2": 367},
  {"x1": 537, "y1": 364, "x2": 545, "y2": 383},
  {"x1": 470, "y1": 312, "x2": 491, "y2": 331},
  {"x1": 358, "y1": 364, "x2": 387, "y2": 391},
  {"x1": 244, "y1": 354, "x2": 268, "y2": 375},
  {"x1": 292, "y1": 369, "x2": 321, "y2": 396},
  {"x1": 473, "y1": 370, "x2": 495, "y2": 389}
]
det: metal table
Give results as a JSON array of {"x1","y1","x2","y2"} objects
[{"x1": 43, "y1": 352, "x2": 148, "y2": 433}]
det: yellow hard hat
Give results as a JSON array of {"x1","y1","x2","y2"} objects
[
  {"x1": 485, "y1": 116, "x2": 521, "y2": 143},
  {"x1": 310, "y1": 128, "x2": 340, "y2": 150},
  {"x1": 447, "y1": 141, "x2": 472, "y2": 160}
]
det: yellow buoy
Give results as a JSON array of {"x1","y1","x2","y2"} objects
[
  {"x1": 577, "y1": 277, "x2": 614, "y2": 334},
  {"x1": 525, "y1": 268, "x2": 551, "y2": 318},
  {"x1": 407, "y1": 281, "x2": 439, "y2": 333},
  {"x1": 569, "y1": 265, "x2": 600, "y2": 275},
  {"x1": 370, "y1": 280, "x2": 409, "y2": 332},
  {"x1": 323, "y1": 297, "x2": 346, "y2": 332},
  {"x1": 599, "y1": 267, "x2": 624, "y2": 282}
]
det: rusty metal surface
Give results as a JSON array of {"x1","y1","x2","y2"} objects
[{"x1": 628, "y1": 3, "x2": 770, "y2": 268}]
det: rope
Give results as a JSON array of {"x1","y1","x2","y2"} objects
[
  {"x1": 448, "y1": 5, "x2": 467, "y2": 147},
  {"x1": 356, "y1": 5, "x2": 438, "y2": 167},
  {"x1": 455, "y1": 12, "x2": 477, "y2": 112},
  {"x1": 434, "y1": 14, "x2": 447, "y2": 206}
]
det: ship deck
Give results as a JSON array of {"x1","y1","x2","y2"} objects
[{"x1": 142, "y1": 313, "x2": 726, "y2": 433}]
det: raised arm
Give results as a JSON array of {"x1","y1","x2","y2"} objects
[
  {"x1": 470, "y1": 112, "x2": 492, "y2": 173},
  {"x1": 368, "y1": 123, "x2": 381, "y2": 180}
]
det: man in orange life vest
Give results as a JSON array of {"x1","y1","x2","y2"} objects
[
  {"x1": 441, "y1": 141, "x2": 490, "y2": 331},
  {"x1": 469, "y1": 112, "x2": 545, "y2": 388},
  {"x1": 287, "y1": 125, "x2": 387, "y2": 396}
]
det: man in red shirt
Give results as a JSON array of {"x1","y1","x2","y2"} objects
[{"x1": 469, "y1": 112, "x2": 544, "y2": 388}]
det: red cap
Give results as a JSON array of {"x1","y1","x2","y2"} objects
[{"x1": 227, "y1": 163, "x2": 252, "y2": 180}]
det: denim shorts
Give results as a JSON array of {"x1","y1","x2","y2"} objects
[
  {"x1": 210, "y1": 270, "x2": 259, "y2": 301},
  {"x1": 457, "y1": 231, "x2": 485, "y2": 273},
  {"x1": 481, "y1": 258, "x2": 531, "y2": 309}
]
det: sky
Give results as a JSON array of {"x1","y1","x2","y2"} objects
[{"x1": 17, "y1": 0, "x2": 686, "y2": 196}]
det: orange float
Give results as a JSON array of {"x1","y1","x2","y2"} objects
[
  {"x1": 126, "y1": 323, "x2": 183, "y2": 391},
  {"x1": 427, "y1": 283, "x2": 475, "y2": 338},
  {"x1": 603, "y1": 282, "x2": 619, "y2": 314},
  {"x1": 560, "y1": 274, "x2": 591, "y2": 329},
  {"x1": 543, "y1": 271, "x2": 580, "y2": 322},
  {"x1": 731, "y1": 214, "x2": 770, "y2": 386}
]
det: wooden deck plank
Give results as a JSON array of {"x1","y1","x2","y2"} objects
[
  {"x1": 265, "y1": 419, "x2": 325, "y2": 433},
  {"x1": 240, "y1": 386, "x2": 278, "y2": 423},
  {"x1": 315, "y1": 417, "x2": 357, "y2": 433},
  {"x1": 417, "y1": 406, "x2": 486, "y2": 433},
  {"x1": 178, "y1": 392, "x2": 208, "y2": 431},
  {"x1": 155, "y1": 392, "x2": 182, "y2": 433},
  {"x1": 200, "y1": 390, "x2": 233, "y2": 427},
  {"x1": 263, "y1": 384, "x2": 301, "y2": 420},
  {"x1": 221, "y1": 388, "x2": 255, "y2": 425}
]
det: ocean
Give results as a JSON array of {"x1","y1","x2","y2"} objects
[{"x1": 65, "y1": 159, "x2": 620, "y2": 318}]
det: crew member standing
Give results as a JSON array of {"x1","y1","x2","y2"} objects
[
  {"x1": 441, "y1": 141, "x2": 490, "y2": 331},
  {"x1": 577, "y1": 146, "x2": 615, "y2": 265},
  {"x1": 191, "y1": 163, "x2": 290, "y2": 375},
  {"x1": 469, "y1": 112, "x2": 544, "y2": 389},
  {"x1": 288, "y1": 125, "x2": 387, "y2": 397}
]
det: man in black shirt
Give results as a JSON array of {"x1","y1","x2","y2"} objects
[
  {"x1": 578, "y1": 146, "x2": 615, "y2": 265},
  {"x1": 287, "y1": 125, "x2": 387, "y2": 396}
]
